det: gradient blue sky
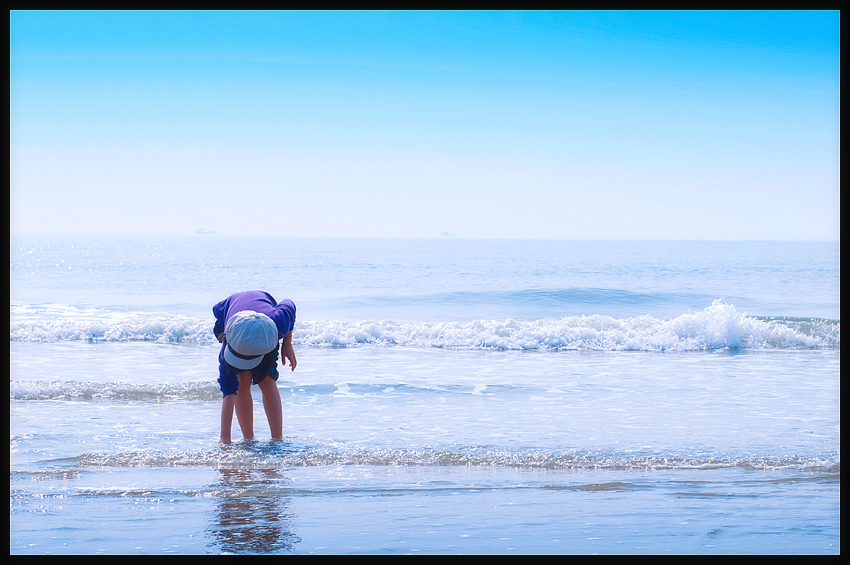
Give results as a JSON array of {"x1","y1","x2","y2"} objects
[{"x1": 10, "y1": 10, "x2": 840, "y2": 239}]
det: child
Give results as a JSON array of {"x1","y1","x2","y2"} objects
[{"x1": 212, "y1": 290, "x2": 297, "y2": 444}]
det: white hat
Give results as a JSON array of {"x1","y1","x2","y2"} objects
[{"x1": 224, "y1": 310, "x2": 279, "y2": 370}]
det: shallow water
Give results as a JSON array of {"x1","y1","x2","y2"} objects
[
  {"x1": 10, "y1": 463, "x2": 840, "y2": 554},
  {"x1": 10, "y1": 237, "x2": 840, "y2": 554},
  {"x1": 11, "y1": 344, "x2": 840, "y2": 554}
]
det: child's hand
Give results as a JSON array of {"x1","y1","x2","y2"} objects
[{"x1": 281, "y1": 331, "x2": 297, "y2": 371}]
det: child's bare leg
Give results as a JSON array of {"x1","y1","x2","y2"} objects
[
  {"x1": 219, "y1": 394, "x2": 237, "y2": 444},
  {"x1": 234, "y1": 371, "x2": 255, "y2": 440},
  {"x1": 257, "y1": 375, "x2": 283, "y2": 440}
]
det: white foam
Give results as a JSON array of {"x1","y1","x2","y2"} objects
[
  {"x1": 10, "y1": 303, "x2": 217, "y2": 344},
  {"x1": 294, "y1": 300, "x2": 838, "y2": 351},
  {"x1": 70, "y1": 444, "x2": 840, "y2": 473},
  {"x1": 10, "y1": 380, "x2": 220, "y2": 401},
  {"x1": 9, "y1": 300, "x2": 839, "y2": 350}
]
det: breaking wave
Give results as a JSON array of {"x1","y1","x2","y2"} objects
[
  {"x1": 10, "y1": 380, "x2": 221, "y2": 401},
  {"x1": 10, "y1": 300, "x2": 839, "y2": 351}
]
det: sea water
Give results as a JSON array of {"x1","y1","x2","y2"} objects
[{"x1": 10, "y1": 237, "x2": 839, "y2": 554}]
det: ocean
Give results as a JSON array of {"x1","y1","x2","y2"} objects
[{"x1": 10, "y1": 237, "x2": 840, "y2": 554}]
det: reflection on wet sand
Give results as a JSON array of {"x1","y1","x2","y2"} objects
[{"x1": 208, "y1": 467, "x2": 299, "y2": 554}]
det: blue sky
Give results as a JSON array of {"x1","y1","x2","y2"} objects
[{"x1": 10, "y1": 10, "x2": 840, "y2": 239}]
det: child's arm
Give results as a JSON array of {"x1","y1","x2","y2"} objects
[{"x1": 281, "y1": 331, "x2": 297, "y2": 371}]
